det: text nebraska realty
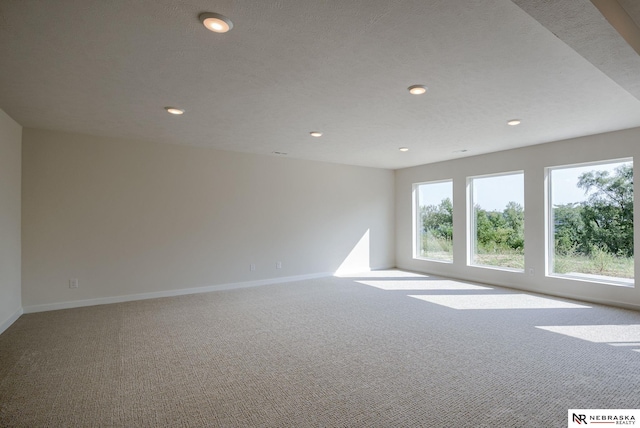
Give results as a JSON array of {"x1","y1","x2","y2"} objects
[{"x1": 574, "y1": 413, "x2": 636, "y2": 424}]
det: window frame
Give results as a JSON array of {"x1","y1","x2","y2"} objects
[
  {"x1": 545, "y1": 158, "x2": 634, "y2": 287},
  {"x1": 412, "y1": 179, "x2": 454, "y2": 263},
  {"x1": 467, "y1": 170, "x2": 525, "y2": 272}
]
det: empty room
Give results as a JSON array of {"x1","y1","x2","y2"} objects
[{"x1": 2, "y1": 1, "x2": 640, "y2": 426}]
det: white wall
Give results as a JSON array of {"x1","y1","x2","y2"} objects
[
  {"x1": 22, "y1": 129, "x2": 395, "y2": 310},
  {"x1": 396, "y1": 127, "x2": 640, "y2": 310},
  {"x1": 0, "y1": 109, "x2": 22, "y2": 333}
]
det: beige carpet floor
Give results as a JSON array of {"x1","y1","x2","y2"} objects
[{"x1": 1, "y1": 270, "x2": 640, "y2": 427}]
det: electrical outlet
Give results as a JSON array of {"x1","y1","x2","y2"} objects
[
  {"x1": 69, "y1": 278, "x2": 79, "y2": 289},
  {"x1": 276, "y1": 261, "x2": 282, "y2": 269},
  {"x1": 250, "y1": 264, "x2": 256, "y2": 271}
]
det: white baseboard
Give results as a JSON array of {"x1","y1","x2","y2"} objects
[
  {"x1": 0, "y1": 307, "x2": 24, "y2": 335},
  {"x1": 22, "y1": 272, "x2": 333, "y2": 314}
]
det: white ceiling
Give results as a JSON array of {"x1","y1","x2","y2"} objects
[{"x1": 1, "y1": 0, "x2": 640, "y2": 169}]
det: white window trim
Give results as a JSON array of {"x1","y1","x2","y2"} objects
[
  {"x1": 412, "y1": 179, "x2": 454, "y2": 263},
  {"x1": 467, "y1": 170, "x2": 525, "y2": 272},
  {"x1": 545, "y1": 158, "x2": 634, "y2": 287}
]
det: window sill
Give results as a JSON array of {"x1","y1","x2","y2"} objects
[{"x1": 548, "y1": 272, "x2": 634, "y2": 288}]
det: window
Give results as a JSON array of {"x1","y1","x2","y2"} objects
[
  {"x1": 469, "y1": 172, "x2": 524, "y2": 271},
  {"x1": 414, "y1": 180, "x2": 453, "y2": 262},
  {"x1": 547, "y1": 159, "x2": 633, "y2": 285}
]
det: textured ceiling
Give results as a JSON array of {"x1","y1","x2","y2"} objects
[{"x1": 1, "y1": 0, "x2": 640, "y2": 169}]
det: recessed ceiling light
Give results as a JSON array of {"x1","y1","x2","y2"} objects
[
  {"x1": 310, "y1": 131, "x2": 323, "y2": 137},
  {"x1": 399, "y1": 147, "x2": 409, "y2": 152},
  {"x1": 408, "y1": 85, "x2": 427, "y2": 95},
  {"x1": 165, "y1": 107, "x2": 185, "y2": 115},
  {"x1": 507, "y1": 119, "x2": 521, "y2": 126},
  {"x1": 199, "y1": 12, "x2": 233, "y2": 33}
]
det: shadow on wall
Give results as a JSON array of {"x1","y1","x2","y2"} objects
[{"x1": 334, "y1": 229, "x2": 370, "y2": 275}]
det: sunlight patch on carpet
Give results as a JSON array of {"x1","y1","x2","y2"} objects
[
  {"x1": 358, "y1": 280, "x2": 490, "y2": 291},
  {"x1": 536, "y1": 325, "x2": 640, "y2": 344},
  {"x1": 410, "y1": 294, "x2": 591, "y2": 310},
  {"x1": 336, "y1": 269, "x2": 428, "y2": 279}
]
